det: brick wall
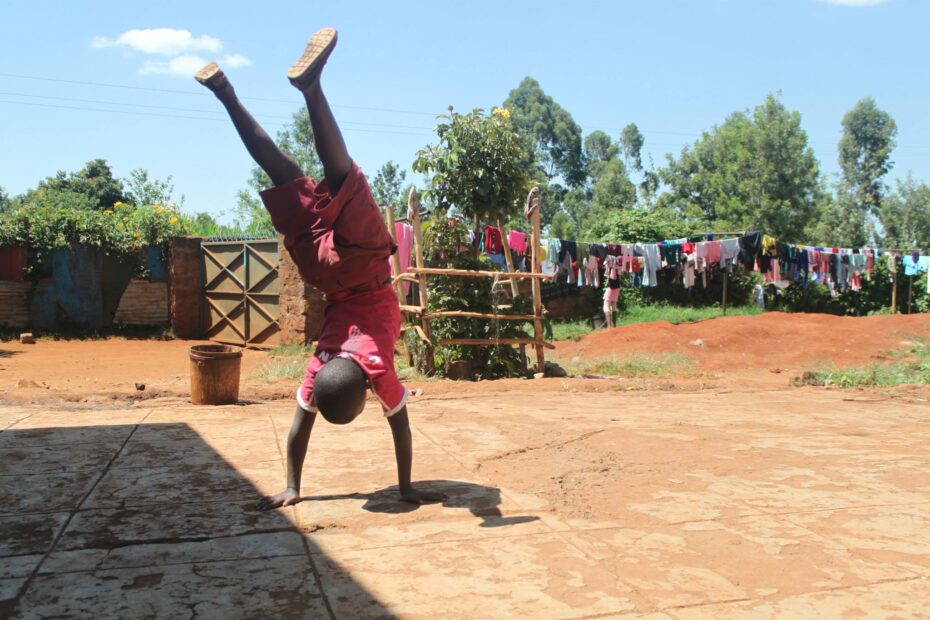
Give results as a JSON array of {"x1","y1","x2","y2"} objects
[
  {"x1": 168, "y1": 237, "x2": 204, "y2": 338},
  {"x1": 0, "y1": 282, "x2": 30, "y2": 327},
  {"x1": 277, "y1": 236, "x2": 325, "y2": 345},
  {"x1": 113, "y1": 280, "x2": 169, "y2": 325}
]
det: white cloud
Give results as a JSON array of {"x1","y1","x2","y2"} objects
[
  {"x1": 821, "y1": 0, "x2": 889, "y2": 6},
  {"x1": 222, "y1": 53, "x2": 252, "y2": 69},
  {"x1": 139, "y1": 54, "x2": 210, "y2": 77},
  {"x1": 93, "y1": 28, "x2": 251, "y2": 78},
  {"x1": 92, "y1": 28, "x2": 221, "y2": 56}
]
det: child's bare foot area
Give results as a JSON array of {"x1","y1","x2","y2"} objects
[
  {"x1": 288, "y1": 27, "x2": 338, "y2": 90},
  {"x1": 256, "y1": 488, "x2": 302, "y2": 511}
]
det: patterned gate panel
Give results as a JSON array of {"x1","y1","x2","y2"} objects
[{"x1": 202, "y1": 239, "x2": 280, "y2": 347}]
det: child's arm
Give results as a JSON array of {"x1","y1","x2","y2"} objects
[
  {"x1": 256, "y1": 405, "x2": 317, "y2": 510},
  {"x1": 387, "y1": 407, "x2": 447, "y2": 505}
]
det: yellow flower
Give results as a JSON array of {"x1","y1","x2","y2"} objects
[
  {"x1": 114, "y1": 201, "x2": 124, "y2": 207},
  {"x1": 103, "y1": 209, "x2": 113, "y2": 215},
  {"x1": 133, "y1": 232, "x2": 140, "y2": 238},
  {"x1": 169, "y1": 216, "x2": 179, "y2": 224},
  {"x1": 116, "y1": 222, "x2": 123, "y2": 229}
]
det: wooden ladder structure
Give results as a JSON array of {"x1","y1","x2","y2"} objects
[{"x1": 386, "y1": 187, "x2": 551, "y2": 375}]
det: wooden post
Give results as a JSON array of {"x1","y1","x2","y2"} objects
[
  {"x1": 527, "y1": 187, "x2": 546, "y2": 374},
  {"x1": 907, "y1": 275, "x2": 914, "y2": 315},
  {"x1": 496, "y1": 219, "x2": 520, "y2": 297},
  {"x1": 385, "y1": 205, "x2": 404, "y2": 305},
  {"x1": 722, "y1": 270, "x2": 729, "y2": 315},
  {"x1": 408, "y1": 188, "x2": 435, "y2": 374},
  {"x1": 385, "y1": 205, "x2": 412, "y2": 365},
  {"x1": 890, "y1": 255, "x2": 898, "y2": 315}
]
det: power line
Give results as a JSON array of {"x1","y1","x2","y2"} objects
[
  {"x1": 0, "y1": 72, "x2": 443, "y2": 117},
  {"x1": 0, "y1": 99, "x2": 435, "y2": 137},
  {"x1": 4, "y1": 72, "x2": 930, "y2": 154},
  {"x1": 0, "y1": 90, "x2": 438, "y2": 131}
]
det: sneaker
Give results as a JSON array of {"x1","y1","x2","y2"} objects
[
  {"x1": 287, "y1": 28, "x2": 338, "y2": 90},
  {"x1": 194, "y1": 62, "x2": 229, "y2": 92}
]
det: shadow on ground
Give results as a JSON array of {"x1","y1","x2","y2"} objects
[
  {"x1": 304, "y1": 480, "x2": 541, "y2": 527},
  {"x1": 0, "y1": 421, "x2": 388, "y2": 617}
]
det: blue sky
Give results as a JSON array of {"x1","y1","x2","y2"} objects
[{"x1": 2, "y1": 0, "x2": 928, "y2": 221}]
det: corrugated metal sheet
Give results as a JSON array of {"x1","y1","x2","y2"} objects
[
  {"x1": 205, "y1": 234, "x2": 276, "y2": 242},
  {"x1": 113, "y1": 279, "x2": 169, "y2": 325},
  {"x1": 0, "y1": 282, "x2": 31, "y2": 327}
]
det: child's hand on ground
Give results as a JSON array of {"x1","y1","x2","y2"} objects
[
  {"x1": 256, "y1": 488, "x2": 302, "y2": 511},
  {"x1": 398, "y1": 487, "x2": 447, "y2": 505}
]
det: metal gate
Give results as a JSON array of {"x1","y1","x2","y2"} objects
[{"x1": 202, "y1": 238, "x2": 280, "y2": 348}]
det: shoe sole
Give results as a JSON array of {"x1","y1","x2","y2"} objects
[
  {"x1": 288, "y1": 28, "x2": 337, "y2": 88},
  {"x1": 194, "y1": 62, "x2": 226, "y2": 90}
]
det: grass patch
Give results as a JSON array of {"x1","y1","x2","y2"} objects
[
  {"x1": 567, "y1": 352, "x2": 692, "y2": 377},
  {"x1": 793, "y1": 340, "x2": 930, "y2": 388},
  {"x1": 548, "y1": 305, "x2": 764, "y2": 342},
  {"x1": 252, "y1": 342, "x2": 433, "y2": 383},
  {"x1": 0, "y1": 325, "x2": 176, "y2": 342},
  {"x1": 251, "y1": 343, "x2": 316, "y2": 381},
  {"x1": 394, "y1": 353, "x2": 432, "y2": 382},
  {"x1": 618, "y1": 304, "x2": 763, "y2": 326},
  {"x1": 550, "y1": 320, "x2": 595, "y2": 342}
]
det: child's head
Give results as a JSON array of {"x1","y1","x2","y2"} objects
[{"x1": 314, "y1": 357, "x2": 367, "y2": 424}]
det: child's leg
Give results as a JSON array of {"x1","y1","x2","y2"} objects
[
  {"x1": 302, "y1": 83, "x2": 352, "y2": 195},
  {"x1": 195, "y1": 63, "x2": 303, "y2": 186},
  {"x1": 288, "y1": 29, "x2": 352, "y2": 195}
]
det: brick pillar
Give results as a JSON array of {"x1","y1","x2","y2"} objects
[
  {"x1": 277, "y1": 236, "x2": 325, "y2": 345},
  {"x1": 168, "y1": 236, "x2": 204, "y2": 339}
]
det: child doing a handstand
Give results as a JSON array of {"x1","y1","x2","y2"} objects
[{"x1": 195, "y1": 28, "x2": 444, "y2": 509}]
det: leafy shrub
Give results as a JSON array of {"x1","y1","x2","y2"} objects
[
  {"x1": 415, "y1": 217, "x2": 533, "y2": 379},
  {"x1": 0, "y1": 189, "x2": 188, "y2": 278}
]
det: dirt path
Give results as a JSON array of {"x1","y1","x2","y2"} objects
[{"x1": 1, "y1": 312, "x2": 928, "y2": 406}]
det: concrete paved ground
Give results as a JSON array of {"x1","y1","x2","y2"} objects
[{"x1": 1, "y1": 388, "x2": 929, "y2": 618}]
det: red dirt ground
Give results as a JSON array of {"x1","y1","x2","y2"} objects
[
  {"x1": 554, "y1": 311, "x2": 930, "y2": 377},
  {"x1": 1, "y1": 312, "x2": 929, "y2": 406}
]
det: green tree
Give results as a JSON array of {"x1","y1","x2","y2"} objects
[
  {"x1": 370, "y1": 161, "x2": 407, "y2": 209},
  {"x1": 413, "y1": 107, "x2": 530, "y2": 224},
  {"x1": 124, "y1": 168, "x2": 183, "y2": 207},
  {"x1": 32, "y1": 159, "x2": 127, "y2": 209},
  {"x1": 839, "y1": 97, "x2": 897, "y2": 218},
  {"x1": 880, "y1": 173, "x2": 930, "y2": 249},
  {"x1": 503, "y1": 77, "x2": 586, "y2": 188},
  {"x1": 619, "y1": 123, "x2": 645, "y2": 172},
  {"x1": 659, "y1": 94, "x2": 820, "y2": 241},
  {"x1": 583, "y1": 130, "x2": 619, "y2": 179},
  {"x1": 0, "y1": 186, "x2": 11, "y2": 214},
  {"x1": 236, "y1": 109, "x2": 323, "y2": 233},
  {"x1": 184, "y1": 211, "x2": 242, "y2": 237}
]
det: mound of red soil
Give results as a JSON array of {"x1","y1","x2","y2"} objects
[{"x1": 554, "y1": 312, "x2": 930, "y2": 375}]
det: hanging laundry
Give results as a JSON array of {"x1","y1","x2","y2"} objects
[
  {"x1": 738, "y1": 232, "x2": 762, "y2": 271},
  {"x1": 720, "y1": 238, "x2": 741, "y2": 271},
  {"x1": 392, "y1": 222, "x2": 414, "y2": 294},
  {"x1": 507, "y1": 231, "x2": 527, "y2": 255},
  {"x1": 634, "y1": 243, "x2": 661, "y2": 287},
  {"x1": 483, "y1": 225, "x2": 504, "y2": 254},
  {"x1": 762, "y1": 234, "x2": 777, "y2": 257},
  {"x1": 659, "y1": 241, "x2": 684, "y2": 266},
  {"x1": 576, "y1": 242, "x2": 589, "y2": 286},
  {"x1": 585, "y1": 254, "x2": 600, "y2": 288},
  {"x1": 589, "y1": 243, "x2": 608, "y2": 260},
  {"x1": 683, "y1": 255, "x2": 696, "y2": 289},
  {"x1": 556, "y1": 239, "x2": 577, "y2": 284},
  {"x1": 902, "y1": 253, "x2": 927, "y2": 276}
]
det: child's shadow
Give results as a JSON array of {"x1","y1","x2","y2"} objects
[{"x1": 305, "y1": 480, "x2": 540, "y2": 528}]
